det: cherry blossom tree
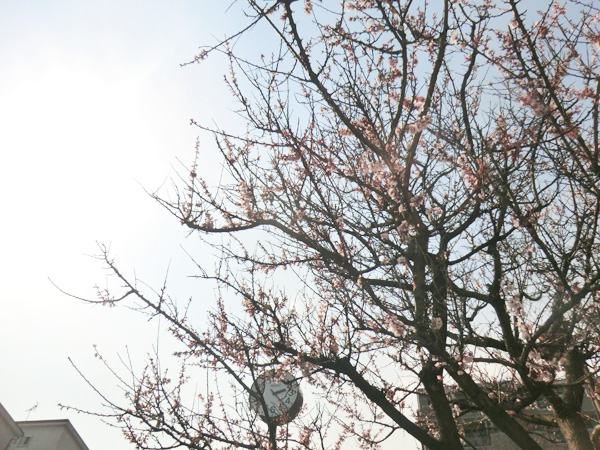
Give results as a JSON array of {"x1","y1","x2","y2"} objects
[{"x1": 78, "y1": 1, "x2": 600, "y2": 449}]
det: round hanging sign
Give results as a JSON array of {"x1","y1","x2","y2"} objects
[{"x1": 249, "y1": 370, "x2": 303, "y2": 424}]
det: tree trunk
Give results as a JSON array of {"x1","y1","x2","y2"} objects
[
  {"x1": 420, "y1": 364, "x2": 464, "y2": 450},
  {"x1": 591, "y1": 425, "x2": 600, "y2": 450},
  {"x1": 551, "y1": 348, "x2": 594, "y2": 450},
  {"x1": 557, "y1": 416, "x2": 594, "y2": 450}
]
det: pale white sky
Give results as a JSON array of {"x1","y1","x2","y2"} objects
[
  {"x1": 0, "y1": 2, "x2": 419, "y2": 449},
  {"x1": 0, "y1": 1, "x2": 239, "y2": 448}
]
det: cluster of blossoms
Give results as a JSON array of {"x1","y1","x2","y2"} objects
[
  {"x1": 404, "y1": 115, "x2": 432, "y2": 134},
  {"x1": 518, "y1": 90, "x2": 549, "y2": 117}
]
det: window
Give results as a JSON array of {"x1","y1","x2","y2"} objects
[
  {"x1": 16, "y1": 436, "x2": 32, "y2": 447},
  {"x1": 465, "y1": 424, "x2": 491, "y2": 447}
]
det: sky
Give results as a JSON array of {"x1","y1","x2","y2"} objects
[
  {"x1": 0, "y1": 1, "x2": 419, "y2": 449},
  {"x1": 0, "y1": 1, "x2": 238, "y2": 448}
]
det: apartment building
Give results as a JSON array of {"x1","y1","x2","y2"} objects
[
  {"x1": 0, "y1": 402, "x2": 89, "y2": 450},
  {"x1": 417, "y1": 384, "x2": 598, "y2": 449}
]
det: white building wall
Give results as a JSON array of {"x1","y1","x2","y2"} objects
[
  {"x1": 56, "y1": 428, "x2": 88, "y2": 450},
  {"x1": 16, "y1": 421, "x2": 89, "y2": 450},
  {"x1": 0, "y1": 403, "x2": 22, "y2": 450},
  {"x1": 16, "y1": 423, "x2": 62, "y2": 450},
  {"x1": 0, "y1": 404, "x2": 89, "y2": 450}
]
